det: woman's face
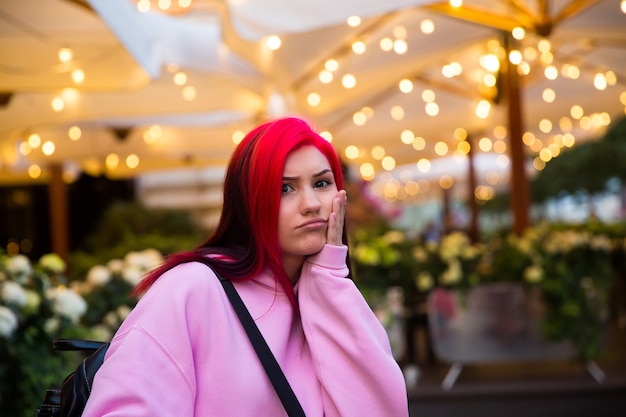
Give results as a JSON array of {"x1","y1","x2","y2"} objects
[{"x1": 278, "y1": 145, "x2": 338, "y2": 265}]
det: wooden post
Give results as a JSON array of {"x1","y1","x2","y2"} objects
[
  {"x1": 48, "y1": 164, "x2": 70, "y2": 261},
  {"x1": 467, "y1": 135, "x2": 479, "y2": 242},
  {"x1": 503, "y1": 33, "x2": 530, "y2": 235}
]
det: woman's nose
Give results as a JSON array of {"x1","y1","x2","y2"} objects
[{"x1": 300, "y1": 187, "x2": 321, "y2": 214}]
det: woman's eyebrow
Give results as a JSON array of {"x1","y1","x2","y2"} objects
[{"x1": 283, "y1": 169, "x2": 332, "y2": 181}]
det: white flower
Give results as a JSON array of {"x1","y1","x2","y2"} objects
[
  {"x1": 39, "y1": 253, "x2": 66, "y2": 274},
  {"x1": 524, "y1": 264, "x2": 543, "y2": 284},
  {"x1": 23, "y1": 290, "x2": 41, "y2": 315},
  {"x1": 6, "y1": 254, "x2": 33, "y2": 276},
  {"x1": 1, "y1": 281, "x2": 27, "y2": 307},
  {"x1": 44, "y1": 317, "x2": 60, "y2": 334},
  {"x1": 416, "y1": 272, "x2": 434, "y2": 292},
  {"x1": 440, "y1": 259, "x2": 462, "y2": 285},
  {"x1": 87, "y1": 265, "x2": 112, "y2": 287},
  {"x1": 106, "y1": 259, "x2": 124, "y2": 273},
  {"x1": 590, "y1": 235, "x2": 612, "y2": 252},
  {"x1": 90, "y1": 324, "x2": 112, "y2": 342},
  {"x1": 121, "y1": 265, "x2": 143, "y2": 286},
  {"x1": 0, "y1": 306, "x2": 18, "y2": 338},
  {"x1": 125, "y1": 249, "x2": 163, "y2": 272},
  {"x1": 48, "y1": 287, "x2": 87, "y2": 323},
  {"x1": 116, "y1": 305, "x2": 132, "y2": 320}
]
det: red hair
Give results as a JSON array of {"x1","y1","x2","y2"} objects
[{"x1": 133, "y1": 117, "x2": 349, "y2": 307}]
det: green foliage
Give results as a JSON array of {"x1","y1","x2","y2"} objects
[
  {"x1": 69, "y1": 201, "x2": 204, "y2": 281},
  {"x1": 0, "y1": 253, "x2": 89, "y2": 417},
  {"x1": 350, "y1": 222, "x2": 624, "y2": 360}
]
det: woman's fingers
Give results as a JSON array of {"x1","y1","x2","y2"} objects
[{"x1": 328, "y1": 190, "x2": 347, "y2": 245}]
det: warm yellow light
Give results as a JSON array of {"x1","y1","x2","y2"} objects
[
  {"x1": 393, "y1": 26, "x2": 407, "y2": 39},
  {"x1": 382, "y1": 156, "x2": 396, "y2": 171},
  {"x1": 421, "y1": 89, "x2": 435, "y2": 102},
  {"x1": 174, "y1": 72, "x2": 187, "y2": 85},
  {"x1": 562, "y1": 133, "x2": 575, "y2": 147},
  {"x1": 353, "y1": 111, "x2": 367, "y2": 126},
  {"x1": 158, "y1": 0, "x2": 172, "y2": 10},
  {"x1": 58, "y1": 48, "x2": 73, "y2": 63},
  {"x1": 319, "y1": 70, "x2": 333, "y2": 83},
  {"x1": 454, "y1": 128, "x2": 468, "y2": 141},
  {"x1": 439, "y1": 175, "x2": 454, "y2": 189},
  {"x1": 594, "y1": 73, "x2": 607, "y2": 90},
  {"x1": 182, "y1": 86, "x2": 196, "y2": 101},
  {"x1": 106, "y1": 153, "x2": 119, "y2": 170},
  {"x1": 143, "y1": 125, "x2": 162, "y2": 143},
  {"x1": 538, "y1": 39, "x2": 551, "y2": 53},
  {"x1": 512, "y1": 27, "x2": 525, "y2": 40},
  {"x1": 544, "y1": 65, "x2": 558, "y2": 80},
  {"x1": 28, "y1": 164, "x2": 42, "y2": 179},
  {"x1": 479, "y1": 54, "x2": 500, "y2": 72},
  {"x1": 307, "y1": 92, "x2": 321, "y2": 107},
  {"x1": 126, "y1": 154, "x2": 140, "y2": 169},
  {"x1": 379, "y1": 38, "x2": 393, "y2": 51},
  {"x1": 68, "y1": 126, "x2": 82, "y2": 141},
  {"x1": 533, "y1": 157, "x2": 546, "y2": 171},
  {"x1": 232, "y1": 130, "x2": 245, "y2": 145},
  {"x1": 478, "y1": 137, "x2": 492, "y2": 152},
  {"x1": 179, "y1": 0, "x2": 192, "y2": 8},
  {"x1": 542, "y1": 88, "x2": 556, "y2": 103},
  {"x1": 19, "y1": 141, "x2": 31, "y2": 156},
  {"x1": 412, "y1": 136, "x2": 426, "y2": 150},
  {"x1": 393, "y1": 39, "x2": 408, "y2": 54},
  {"x1": 71, "y1": 69, "x2": 85, "y2": 84},
  {"x1": 372, "y1": 146, "x2": 385, "y2": 160},
  {"x1": 319, "y1": 131, "x2": 333, "y2": 142},
  {"x1": 359, "y1": 163, "x2": 375, "y2": 180},
  {"x1": 539, "y1": 119, "x2": 553, "y2": 133},
  {"x1": 28, "y1": 134, "x2": 41, "y2": 148},
  {"x1": 483, "y1": 73, "x2": 496, "y2": 87},
  {"x1": 51, "y1": 97, "x2": 65, "y2": 112},
  {"x1": 390, "y1": 106, "x2": 405, "y2": 120},
  {"x1": 137, "y1": 0, "x2": 151, "y2": 12},
  {"x1": 496, "y1": 154, "x2": 510, "y2": 168},
  {"x1": 570, "y1": 105, "x2": 584, "y2": 119},
  {"x1": 449, "y1": 0, "x2": 463, "y2": 8},
  {"x1": 325, "y1": 59, "x2": 339, "y2": 71},
  {"x1": 425, "y1": 102, "x2": 439, "y2": 116},
  {"x1": 352, "y1": 41, "x2": 366, "y2": 54},
  {"x1": 493, "y1": 140, "x2": 507, "y2": 154},
  {"x1": 400, "y1": 129, "x2": 415, "y2": 144},
  {"x1": 347, "y1": 16, "x2": 361, "y2": 27},
  {"x1": 399, "y1": 79, "x2": 413, "y2": 93},
  {"x1": 457, "y1": 140, "x2": 471, "y2": 154},
  {"x1": 417, "y1": 158, "x2": 431, "y2": 172},
  {"x1": 540, "y1": 51, "x2": 554, "y2": 65},
  {"x1": 493, "y1": 125, "x2": 507, "y2": 139},
  {"x1": 509, "y1": 50, "x2": 522, "y2": 65},
  {"x1": 345, "y1": 145, "x2": 360, "y2": 159},
  {"x1": 420, "y1": 19, "x2": 435, "y2": 34},
  {"x1": 434, "y1": 142, "x2": 448, "y2": 157},
  {"x1": 265, "y1": 35, "x2": 282, "y2": 50},
  {"x1": 475, "y1": 99, "x2": 491, "y2": 119},
  {"x1": 342, "y1": 74, "x2": 356, "y2": 89}
]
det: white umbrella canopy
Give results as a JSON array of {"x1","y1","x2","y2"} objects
[{"x1": 0, "y1": 0, "x2": 624, "y2": 208}]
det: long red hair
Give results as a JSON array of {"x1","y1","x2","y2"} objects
[{"x1": 133, "y1": 116, "x2": 349, "y2": 307}]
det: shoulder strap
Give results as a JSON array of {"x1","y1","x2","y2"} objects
[{"x1": 197, "y1": 260, "x2": 306, "y2": 417}]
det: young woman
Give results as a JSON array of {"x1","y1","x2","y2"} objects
[{"x1": 83, "y1": 117, "x2": 409, "y2": 416}]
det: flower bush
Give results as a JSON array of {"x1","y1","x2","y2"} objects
[
  {"x1": 0, "y1": 253, "x2": 88, "y2": 417},
  {"x1": 350, "y1": 222, "x2": 625, "y2": 361},
  {"x1": 71, "y1": 248, "x2": 164, "y2": 341}
]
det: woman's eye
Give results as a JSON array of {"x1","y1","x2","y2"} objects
[
  {"x1": 282, "y1": 184, "x2": 293, "y2": 194},
  {"x1": 314, "y1": 179, "x2": 331, "y2": 188}
]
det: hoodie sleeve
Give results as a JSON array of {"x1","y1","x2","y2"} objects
[{"x1": 298, "y1": 245, "x2": 409, "y2": 417}]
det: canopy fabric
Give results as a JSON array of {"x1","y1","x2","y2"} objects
[{"x1": 0, "y1": 0, "x2": 624, "y2": 205}]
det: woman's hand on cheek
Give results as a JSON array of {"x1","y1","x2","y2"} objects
[{"x1": 327, "y1": 190, "x2": 347, "y2": 246}]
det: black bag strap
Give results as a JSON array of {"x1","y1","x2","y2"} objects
[{"x1": 197, "y1": 260, "x2": 306, "y2": 417}]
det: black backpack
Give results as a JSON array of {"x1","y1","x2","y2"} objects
[{"x1": 35, "y1": 339, "x2": 109, "y2": 417}]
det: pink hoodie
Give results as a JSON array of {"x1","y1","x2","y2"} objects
[{"x1": 83, "y1": 245, "x2": 409, "y2": 416}]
